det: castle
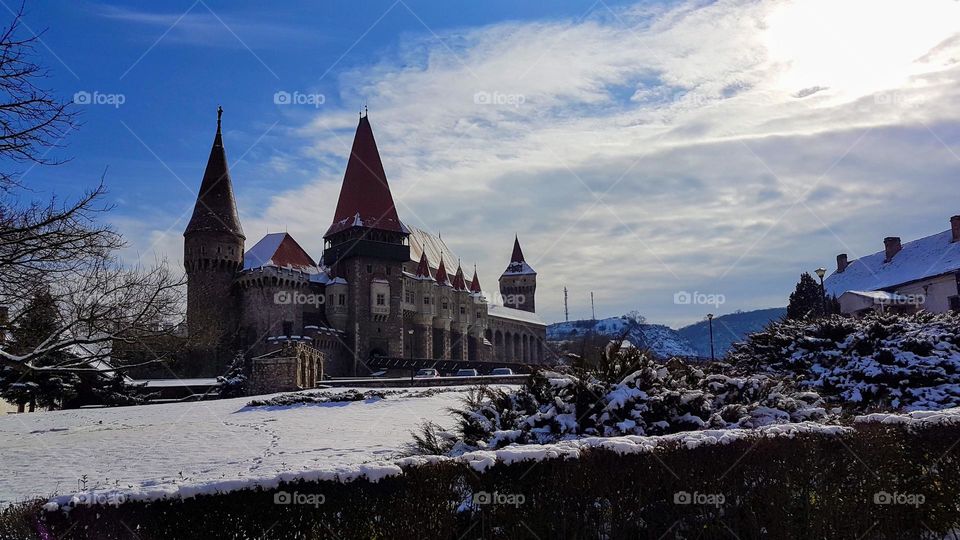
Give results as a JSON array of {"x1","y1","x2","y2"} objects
[{"x1": 183, "y1": 108, "x2": 547, "y2": 377}]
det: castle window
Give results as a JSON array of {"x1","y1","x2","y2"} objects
[
  {"x1": 423, "y1": 296, "x2": 430, "y2": 305},
  {"x1": 376, "y1": 293, "x2": 386, "y2": 306},
  {"x1": 476, "y1": 311, "x2": 482, "y2": 319},
  {"x1": 366, "y1": 265, "x2": 373, "y2": 274},
  {"x1": 338, "y1": 294, "x2": 346, "y2": 306},
  {"x1": 442, "y1": 300, "x2": 448, "y2": 310}
]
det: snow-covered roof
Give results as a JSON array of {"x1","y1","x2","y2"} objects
[
  {"x1": 840, "y1": 290, "x2": 910, "y2": 302},
  {"x1": 407, "y1": 226, "x2": 460, "y2": 270},
  {"x1": 488, "y1": 304, "x2": 544, "y2": 326},
  {"x1": 501, "y1": 261, "x2": 536, "y2": 276},
  {"x1": 824, "y1": 229, "x2": 960, "y2": 296},
  {"x1": 243, "y1": 232, "x2": 321, "y2": 274}
]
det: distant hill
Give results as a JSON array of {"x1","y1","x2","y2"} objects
[
  {"x1": 677, "y1": 307, "x2": 786, "y2": 358},
  {"x1": 547, "y1": 317, "x2": 699, "y2": 358},
  {"x1": 547, "y1": 308, "x2": 787, "y2": 361}
]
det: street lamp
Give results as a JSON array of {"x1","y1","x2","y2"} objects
[
  {"x1": 815, "y1": 267, "x2": 827, "y2": 315},
  {"x1": 706, "y1": 313, "x2": 715, "y2": 362}
]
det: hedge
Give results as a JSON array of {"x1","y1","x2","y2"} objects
[{"x1": 7, "y1": 421, "x2": 960, "y2": 540}]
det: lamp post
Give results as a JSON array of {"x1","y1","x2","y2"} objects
[
  {"x1": 707, "y1": 313, "x2": 715, "y2": 362},
  {"x1": 815, "y1": 267, "x2": 827, "y2": 316}
]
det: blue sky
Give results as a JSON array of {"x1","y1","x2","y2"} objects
[{"x1": 15, "y1": 0, "x2": 960, "y2": 328}]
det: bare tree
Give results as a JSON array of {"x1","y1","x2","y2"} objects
[
  {"x1": 0, "y1": 4, "x2": 185, "y2": 375},
  {"x1": 0, "y1": 2, "x2": 75, "y2": 190}
]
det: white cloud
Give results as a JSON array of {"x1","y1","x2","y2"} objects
[{"x1": 137, "y1": 0, "x2": 960, "y2": 327}]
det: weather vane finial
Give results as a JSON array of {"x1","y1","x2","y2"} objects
[{"x1": 217, "y1": 105, "x2": 223, "y2": 129}]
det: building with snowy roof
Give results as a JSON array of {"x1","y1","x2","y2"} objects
[
  {"x1": 182, "y1": 108, "x2": 547, "y2": 378},
  {"x1": 824, "y1": 216, "x2": 960, "y2": 317}
]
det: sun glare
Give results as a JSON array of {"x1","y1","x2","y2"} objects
[{"x1": 762, "y1": 0, "x2": 960, "y2": 99}]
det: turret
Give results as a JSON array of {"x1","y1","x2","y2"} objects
[
  {"x1": 183, "y1": 107, "x2": 245, "y2": 345},
  {"x1": 498, "y1": 235, "x2": 536, "y2": 312}
]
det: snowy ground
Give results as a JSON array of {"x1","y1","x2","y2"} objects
[{"x1": 0, "y1": 386, "x2": 482, "y2": 506}]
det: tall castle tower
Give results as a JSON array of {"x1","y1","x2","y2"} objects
[
  {"x1": 499, "y1": 235, "x2": 536, "y2": 312},
  {"x1": 183, "y1": 107, "x2": 245, "y2": 348},
  {"x1": 322, "y1": 112, "x2": 409, "y2": 374}
]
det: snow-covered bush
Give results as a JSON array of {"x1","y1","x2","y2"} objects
[
  {"x1": 432, "y1": 348, "x2": 828, "y2": 453},
  {"x1": 727, "y1": 311, "x2": 960, "y2": 410}
]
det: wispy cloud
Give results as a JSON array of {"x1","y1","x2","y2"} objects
[{"x1": 94, "y1": 4, "x2": 314, "y2": 48}]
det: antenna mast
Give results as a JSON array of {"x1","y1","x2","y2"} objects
[
  {"x1": 591, "y1": 292, "x2": 596, "y2": 321},
  {"x1": 563, "y1": 287, "x2": 569, "y2": 322}
]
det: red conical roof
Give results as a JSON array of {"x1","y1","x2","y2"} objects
[
  {"x1": 184, "y1": 107, "x2": 244, "y2": 239},
  {"x1": 452, "y1": 264, "x2": 467, "y2": 291},
  {"x1": 435, "y1": 258, "x2": 451, "y2": 287},
  {"x1": 502, "y1": 235, "x2": 536, "y2": 276},
  {"x1": 324, "y1": 115, "x2": 406, "y2": 237},
  {"x1": 469, "y1": 267, "x2": 482, "y2": 293},
  {"x1": 415, "y1": 250, "x2": 432, "y2": 280},
  {"x1": 510, "y1": 235, "x2": 525, "y2": 263}
]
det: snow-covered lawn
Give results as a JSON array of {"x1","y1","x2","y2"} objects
[{"x1": 0, "y1": 386, "x2": 482, "y2": 506}]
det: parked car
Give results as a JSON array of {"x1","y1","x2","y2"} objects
[
  {"x1": 490, "y1": 367, "x2": 514, "y2": 376},
  {"x1": 413, "y1": 368, "x2": 439, "y2": 378},
  {"x1": 454, "y1": 368, "x2": 479, "y2": 377}
]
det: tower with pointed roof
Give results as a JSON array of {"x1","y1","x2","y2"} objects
[
  {"x1": 322, "y1": 112, "x2": 410, "y2": 373},
  {"x1": 499, "y1": 235, "x2": 537, "y2": 313},
  {"x1": 171, "y1": 107, "x2": 549, "y2": 383},
  {"x1": 184, "y1": 107, "x2": 245, "y2": 351}
]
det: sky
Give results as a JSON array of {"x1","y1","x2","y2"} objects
[{"x1": 12, "y1": 0, "x2": 960, "y2": 327}]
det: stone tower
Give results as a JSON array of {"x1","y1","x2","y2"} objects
[
  {"x1": 183, "y1": 107, "x2": 245, "y2": 349},
  {"x1": 499, "y1": 235, "x2": 536, "y2": 312},
  {"x1": 322, "y1": 113, "x2": 409, "y2": 375}
]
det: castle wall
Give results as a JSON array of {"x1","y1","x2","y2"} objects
[{"x1": 235, "y1": 267, "x2": 323, "y2": 356}]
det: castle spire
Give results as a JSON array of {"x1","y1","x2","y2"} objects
[
  {"x1": 502, "y1": 235, "x2": 535, "y2": 276},
  {"x1": 511, "y1": 234, "x2": 525, "y2": 263},
  {"x1": 435, "y1": 257, "x2": 451, "y2": 287},
  {"x1": 415, "y1": 250, "x2": 432, "y2": 280},
  {"x1": 452, "y1": 263, "x2": 467, "y2": 291},
  {"x1": 469, "y1": 266, "x2": 482, "y2": 293},
  {"x1": 324, "y1": 114, "x2": 406, "y2": 238},
  {"x1": 184, "y1": 106, "x2": 244, "y2": 239}
]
